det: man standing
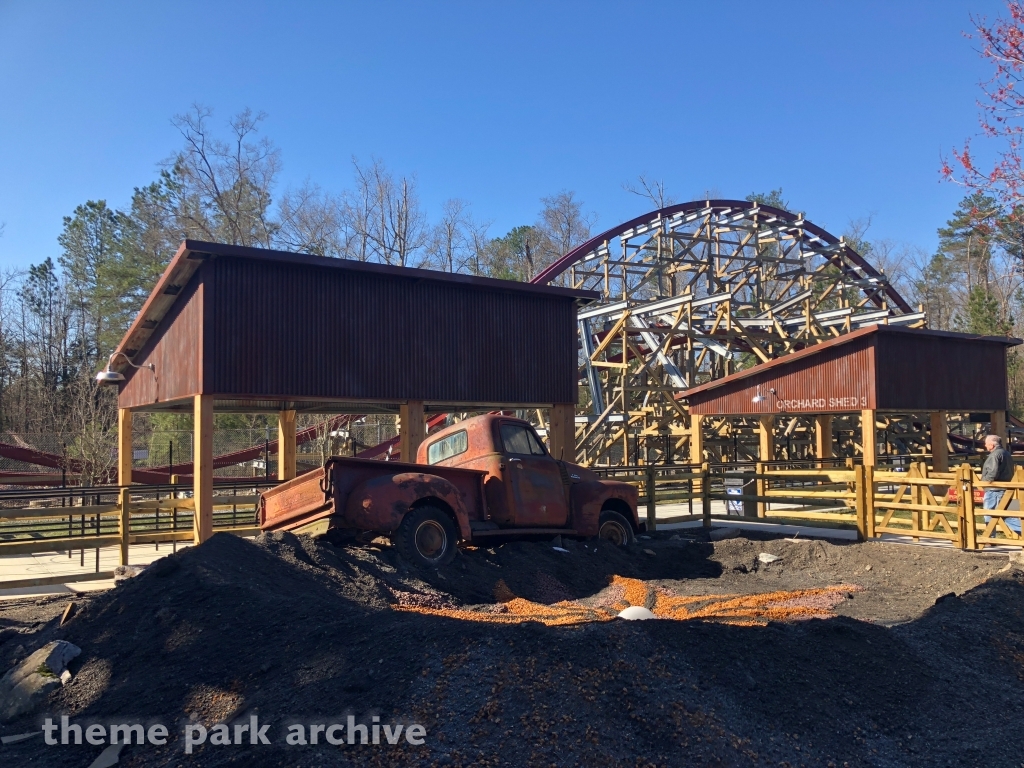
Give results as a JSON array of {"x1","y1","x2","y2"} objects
[{"x1": 981, "y1": 434, "x2": 1021, "y2": 534}]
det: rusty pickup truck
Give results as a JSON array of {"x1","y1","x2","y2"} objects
[{"x1": 259, "y1": 414, "x2": 641, "y2": 566}]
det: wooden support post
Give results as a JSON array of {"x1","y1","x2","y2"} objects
[
  {"x1": 118, "y1": 408, "x2": 134, "y2": 486},
  {"x1": 991, "y1": 409, "x2": 1007, "y2": 442},
  {"x1": 930, "y1": 412, "x2": 949, "y2": 473},
  {"x1": 399, "y1": 400, "x2": 426, "y2": 463},
  {"x1": 758, "y1": 415, "x2": 775, "y2": 464},
  {"x1": 814, "y1": 414, "x2": 832, "y2": 465},
  {"x1": 193, "y1": 395, "x2": 214, "y2": 546},
  {"x1": 864, "y1": 463, "x2": 876, "y2": 539},
  {"x1": 854, "y1": 464, "x2": 867, "y2": 541},
  {"x1": 277, "y1": 410, "x2": 296, "y2": 481},
  {"x1": 690, "y1": 415, "x2": 705, "y2": 492},
  {"x1": 701, "y1": 462, "x2": 711, "y2": 528},
  {"x1": 861, "y1": 409, "x2": 877, "y2": 467},
  {"x1": 548, "y1": 404, "x2": 577, "y2": 462},
  {"x1": 961, "y1": 462, "x2": 978, "y2": 550},
  {"x1": 118, "y1": 487, "x2": 131, "y2": 566},
  {"x1": 646, "y1": 466, "x2": 657, "y2": 532},
  {"x1": 755, "y1": 461, "x2": 767, "y2": 518}
]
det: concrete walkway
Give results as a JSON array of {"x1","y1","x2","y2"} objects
[{"x1": 0, "y1": 542, "x2": 191, "y2": 600}]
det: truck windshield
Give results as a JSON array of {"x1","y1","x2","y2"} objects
[
  {"x1": 500, "y1": 424, "x2": 546, "y2": 456},
  {"x1": 427, "y1": 430, "x2": 468, "y2": 464}
]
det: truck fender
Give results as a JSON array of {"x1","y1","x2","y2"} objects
[
  {"x1": 343, "y1": 472, "x2": 473, "y2": 540},
  {"x1": 569, "y1": 481, "x2": 641, "y2": 537}
]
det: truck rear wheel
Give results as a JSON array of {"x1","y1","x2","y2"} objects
[
  {"x1": 598, "y1": 510, "x2": 635, "y2": 547},
  {"x1": 395, "y1": 506, "x2": 458, "y2": 567}
]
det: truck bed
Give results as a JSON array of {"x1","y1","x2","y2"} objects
[{"x1": 259, "y1": 456, "x2": 489, "y2": 534}]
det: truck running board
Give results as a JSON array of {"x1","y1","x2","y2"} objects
[{"x1": 470, "y1": 527, "x2": 579, "y2": 540}]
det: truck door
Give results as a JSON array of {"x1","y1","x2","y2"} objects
[{"x1": 498, "y1": 422, "x2": 568, "y2": 527}]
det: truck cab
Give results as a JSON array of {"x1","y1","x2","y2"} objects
[{"x1": 417, "y1": 415, "x2": 639, "y2": 542}]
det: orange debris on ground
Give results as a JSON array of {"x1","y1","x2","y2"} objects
[{"x1": 394, "y1": 575, "x2": 861, "y2": 627}]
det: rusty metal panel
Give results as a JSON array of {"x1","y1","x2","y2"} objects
[
  {"x1": 119, "y1": 270, "x2": 203, "y2": 409},
  {"x1": 688, "y1": 336, "x2": 876, "y2": 415},
  {"x1": 203, "y1": 256, "x2": 578, "y2": 406},
  {"x1": 874, "y1": 333, "x2": 1009, "y2": 411}
]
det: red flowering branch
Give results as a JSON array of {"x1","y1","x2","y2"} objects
[{"x1": 944, "y1": 2, "x2": 1024, "y2": 215}]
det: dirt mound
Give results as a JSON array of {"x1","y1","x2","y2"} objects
[{"x1": 0, "y1": 530, "x2": 1021, "y2": 767}]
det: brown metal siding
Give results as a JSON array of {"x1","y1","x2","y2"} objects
[
  {"x1": 119, "y1": 271, "x2": 203, "y2": 409},
  {"x1": 689, "y1": 337, "x2": 876, "y2": 415},
  {"x1": 203, "y1": 257, "x2": 577, "y2": 405},
  {"x1": 874, "y1": 333, "x2": 1008, "y2": 411}
]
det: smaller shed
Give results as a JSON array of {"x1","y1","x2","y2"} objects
[{"x1": 682, "y1": 324, "x2": 1021, "y2": 468}]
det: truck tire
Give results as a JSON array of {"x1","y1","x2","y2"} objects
[
  {"x1": 598, "y1": 510, "x2": 635, "y2": 547},
  {"x1": 394, "y1": 506, "x2": 458, "y2": 567}
]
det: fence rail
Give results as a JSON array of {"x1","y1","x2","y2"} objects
[{"x1": 0, "y1": 480, "x2": 276, "y2": 586}]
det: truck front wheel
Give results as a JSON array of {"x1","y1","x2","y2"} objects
[
  {"x1": 395, "y1": 506, "x2": 458, "y2": 567},
  {"x1": 598, "y1": 510, "x2": 635, "y2": 547}
]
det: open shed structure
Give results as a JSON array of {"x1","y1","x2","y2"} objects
[
  {"x1": 681, "y1": 324, "x2": 1021, "y2": 468},
  {"x1": 110, "y1": 240, "x2": 596, "y2": 544}
]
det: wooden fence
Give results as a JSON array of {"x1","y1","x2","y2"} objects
[{"x1": 0, "y1": 482, "x2": 270, "y2": 589}]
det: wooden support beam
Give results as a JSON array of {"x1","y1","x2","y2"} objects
[
  {"x1": 758, "y1": 415, "x2": 775, "y2": 463},
  {"x1": 548, "y1": 404, "x2": 576, "y2": 462},
  {"x1": 193, "y1": 394, "x2": 214, "y2": 545},
  {"x1": 814, "y1": 414, "x2": 832, "y2": 464},
  {"x1": 991, "y1": 409, "x2": 1007, "y2": 443},
  {"x1": 118, "y1": 408, "x2": 133, "y2": 486},
  {"x1": 861, "y1": 409, "x2": 877, "y2": 467},
  {"x1": 690, "y1": 415, "x2": 705, "y2": 492},
  {"x1": 278, "y1": 410, "x2": 296, "y2": 481},
  {"x1": 930, "y1": 412, "x2": 949, "y2": 473},
  {"x1": 399, "y1": 400, "x2": 426, "y2": 463},
  {"x1": 689, "y1": 415, "x2": 705, "y2": 465}
]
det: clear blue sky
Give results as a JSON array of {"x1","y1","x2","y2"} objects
[{"x1": 0, "y1": 0, "x2": 1010, "y2": 271}]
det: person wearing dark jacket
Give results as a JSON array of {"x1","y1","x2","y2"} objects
[{"x1": 981, "y1": 434, "x2": 1020, "y2": 534}]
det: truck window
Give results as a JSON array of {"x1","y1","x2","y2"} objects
[
  {"x1": 500, "y1": 424, "x2": 546, "y2": 456},
  {"x1": 426, "y1": 430, "x2": 468, "y2": 465}
]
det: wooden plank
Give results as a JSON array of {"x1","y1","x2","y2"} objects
[
  {"x1": 548, "y1": 403, "x2": 576, "y2": 462},
  {"x1": 399, "y1": 400, "x2": 426, "y2": 463},
  {"x1": 875, "y1": 501, "x2": 960, "y2": 513},
  {"x1": 0, "y1": 536, "x2": 122, "y2": 556},
  {"x1": 875, "y1": 526, "x2": 958, "y2": 541},
  {"x1": 930, "y1": 412, "x2": 949, "y2": 473},
  {"x1": 0, "y1": 505, "x2": 120, "y2": 520},
  {"x1": 278, "y1": 409, "x2": 296, "y2": 481},
  {"x1": 862, "y1": 409, "x2": 877, "y2": 467},
  {"x1": 762, "y1": 490, "x2": 856, "y2": 500},
  {"x1": 194, "y1": 394, "x2": 214, "y2": 545},
  {"x1": 764, "y1": 510, "x2": 857, "y2": 522},
  {"x1": 815, "y1": 414, "x2": 832, "y2": 462},
  {"x1": 119, "y1": 488, "x2": 130, "y2": 566},
  {"x1": 0, "y1": 571, "x2": 117, "y2": 590},
  {"x1": 119, "y1": 408, "x2": 133, "y2": 486}
]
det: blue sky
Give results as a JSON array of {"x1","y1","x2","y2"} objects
[{"x1": 0, "y1": 0, "x2": 1010, "y2": 271}]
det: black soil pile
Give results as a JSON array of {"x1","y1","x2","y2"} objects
[{"x1": 0, "y1": 530, "x2": 1022, "y2": 767}]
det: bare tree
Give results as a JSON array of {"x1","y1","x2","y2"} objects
[
  {"x1": 428, "y1": 199, "x2": 474, "y2": 272},
  {"x1": 165, "y1": 105, "x2": 281, "y2": 247},
  {"x1": 346, "y1": 157, "x2": 429, "y2": 267},
  {"x1": 277, "y1": 182, "x2": 346, "y2": 258},
  {"x1": 535, "y1": 191, "x2": 596, "y2": 277},
  {"x1": 623, "y1": 174, "x2": 676, "y2": 209}
]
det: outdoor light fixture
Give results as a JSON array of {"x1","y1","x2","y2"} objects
[
  {"x1": 752, "y1": 386, "x2": 784, "y2": 410},
  {"x1": 95, "y1": 352, "x2": 154, "y2": 385}
]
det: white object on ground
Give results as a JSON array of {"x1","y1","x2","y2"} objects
[
  {"x1": 758, "y1": 553, "x2": 781, "y2": 564},
  {"x1": 0, "y1": 731, "x2": 39, "y2": 744},
  {"x1": 618, "y1": 606, "x2": 657, "y2": 620},
  {"x1": 552, "y1": 546, "x2": 569, "y2": 553}
]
